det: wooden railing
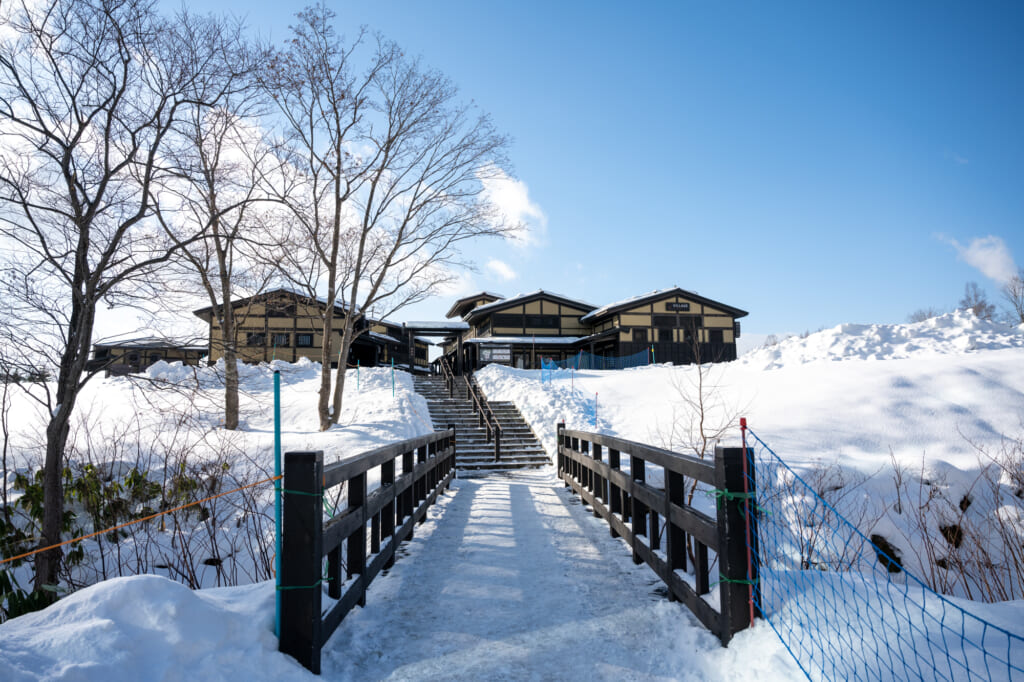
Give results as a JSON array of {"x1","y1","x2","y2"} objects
[
  {"x1": 557, "y1": 423, "x2": 758, "y2": 645},
  {"x1": 279, "y1": 429, "x2": 457, "y2": 674},
  {"x1": 464, "y1": 375, "x2": 501, "y2": 461},
  {"x1": 439, "y1": 356, "x2": 457, "y2": 398}
]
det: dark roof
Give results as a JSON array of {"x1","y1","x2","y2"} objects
[
  {"x1": 579, "y1": 287, "x2": 748, "y2": 324},
  {"x1": 464, "y1": 290, "x2": 597, "y2": 323},
  {"x1": 92, "y1": 337, "x2": 206, "y2": 352},
  {"x1": 445, "y1": 292, "x2": 505, "y2": 319},
  {"x1": 193, "y1": 287, "x2": 354, "y2": 322}
]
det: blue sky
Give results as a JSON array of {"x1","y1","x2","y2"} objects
[{"x1": 186, "y1": 1, "x2": 1024, "y2": 340}]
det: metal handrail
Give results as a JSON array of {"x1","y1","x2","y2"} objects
[{"x1": 463, "y1": 375, "x2": 501, "y2": 462}]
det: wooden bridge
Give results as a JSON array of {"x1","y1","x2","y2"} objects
[{"x1": 278, "y1": 426, "x2": 757, "y2": 677}]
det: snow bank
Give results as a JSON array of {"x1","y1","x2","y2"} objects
[
  {"x1": 741, "y1": 310, "x2": 1024, "y2": 370},
  {"x1": 0, "y1": 575, "x2": 310, "y2": 680}
]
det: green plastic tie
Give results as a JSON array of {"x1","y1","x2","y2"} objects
[
  {"x1": 276, "y1": 579, "x2": 323, "y2": 592},
  {"x1": 710, "y1": 573, "x2": 759, "y2": 589},
  {"x1": 275, "y1": 486, "x2": 324, "y2": 499}
]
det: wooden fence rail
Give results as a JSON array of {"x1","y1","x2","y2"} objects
[
  {"x1": 279, "y1": 428, "x2": 457, "y2": 674},
  {"x1": 556, "y1": 423, "x2": 758, "y2": 645}
]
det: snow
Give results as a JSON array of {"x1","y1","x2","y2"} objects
[
  {"x1": 467, "y1": 289, "x2": 597, "y2": 316},
  {"x1": 3, "y1": 310, "x2": 1024, "y2": 679},
  {"x1": 462, "y1": 335, "x2": 583, "y2": 345},
  {"x1": 0, "y1": 575, "x2": 310, "y2": 680},
  {"x1": 403, "y1": 320, "x2": 470, "y2": 330},
  {"x1": 579, "y1": 287, "x2": 689, "y2": 323}
]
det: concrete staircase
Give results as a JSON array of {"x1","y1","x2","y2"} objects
[{"x1": 412, "y1": 375, "x2": 549, "y2": 474}]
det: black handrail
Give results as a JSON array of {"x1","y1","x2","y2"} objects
[
  {"x1": 279, "y1": 428, "x2": 457, "y2": 674},
  {"x1": 463, "y1": 375, "x2": 501, "y2": 462},
  {"x1": 439, "y1": 356, "x2": 456, "y2": 398},
  {"x1": 556, "y1": 423, "x2": 756, "y2": 646}
]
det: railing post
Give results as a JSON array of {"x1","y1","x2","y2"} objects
[
  {"x1": 494, "y1": 424, "x2": 501, "y2": 463},
  {"x1": 608, "y1": 447, "x2": 621, "y2": 538},
  {"x1": 715, "y1": 445, "x2": 756, "y2": 645},
  {"x1": 448, "y1": 423, "x2": 457, "y2": 481},
  {"x1": 280, "y1": 450, "x2": 324, "y2": 674},
  {"x1": 556, "y1": 421, "x2": 565, "y2": 480},
  {"x1": 402, "y1": 448, "x2": 415, "y2": 540},
  {"x1": 347, "y1": 471, "x2": 367, "y2": 608},
  {"x1": 381, "y1": 457, "x2": 396, "y2": 569},
  {"x1": 665, "y1": 468, "x2": 687, "y2": 584},
  {"x1": 630, "y1": 455, "x2": 646, "y2": 565},
  {"x1": 417, "y1": 444, "x2": 428, "y2": 523}
]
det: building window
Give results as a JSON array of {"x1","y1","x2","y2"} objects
[
  {"x1": 296, "y1": 333, "x2": 314, "y2": 347},
  {"x1": 271, "y1": 333, "x2": 290, "y2": 347},
  {"x1": 246, "y1": 332, "x2": 265, "y2": 346},
  {"x1": 492, "y1": 313, "x2": 559, "y2": 329},
  {"x1": 653, "y1": 315, "x2": 677, "y2": 328},
  {"x1": 709, "y1": 329, "x2": 724, "y2": 344},
  {"x1": 524, "y1": 314, "x2": 559, "y2": 329},
  {"x1": 658, "y1": 328, "x2": 673, "y2": 343},
  {"x1": 632, "y1": 328, "x2": 648, "y2": 345}
]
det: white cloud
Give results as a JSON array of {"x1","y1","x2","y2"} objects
[
  {"x1": 478, "y1": 166, "x2": 547, "y2": 248},
  {"x1": 942, "y1": 235, "x2": 1018, "y2": 283},
  {"x1": 486, "y1": 259, "x2": 517, "y2": 281}
]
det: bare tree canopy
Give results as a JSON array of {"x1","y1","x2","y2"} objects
[
  {"x1": 261, "y1": 4, "x2": 516, "y2": 430},
  {"x1": 959, "y1": 282, "x2": 995, "y2": 321},
  {"x1": 0, "y1": 0, "x2": 250, "y2": 595},
  {"x1": 1002, "y1": 270, "x2": 1024, "y2": 325}
]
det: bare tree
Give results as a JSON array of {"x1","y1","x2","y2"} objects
[
  {"x1": 154, "y1": 43, "x2": 283, "y2": 430},
  {"x1": 1002, "y1": 270, "x2": 1024, "y2": 325},
  {"x1": 262, "y1": 4, "x2": 514, "y2": 430},
  {"x1": 959, "y1": 282, "x2": 995, "y2": 320},
  {"x1": 907, "y1": 307, "x2": 944, "y2": 323},
  {"x1": 0, "y1": 0, "x2": 245, "y2": 596}
]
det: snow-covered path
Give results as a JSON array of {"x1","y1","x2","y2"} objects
[{"x1": 320, "y1": 470, "x2": 798, "y2": 681}]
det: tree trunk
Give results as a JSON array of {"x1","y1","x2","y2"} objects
[
  {"x1": 318, "y1": 309, "x2": 336, "y2": 431},
  {"x1": 35, "y1": 300, "x2": 95, "y2": 599},
  {"x1": 330, "y1": 318, "x2": 355, "y2": 424},
  {"x1": 221, "y1": 304, "x2": 239, "y2": 430}
]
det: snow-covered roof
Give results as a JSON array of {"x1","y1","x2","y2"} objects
[
  {"x1": 93, "y1": 335, "x2": 206, "y2": 351},
  {"x1": 368, "y1": 331, "x2": 402, "y2": 344},
  {"x1": 468, "y1": 290, "x2": 597, "y2": 317},
  {"x1": 193, "y1": 287, "x2": 360, "y2": 318},
  {"x1": 444, "y1": 291, "x2": 506, "y2": 319},
  {"x1": 578, "y1": 287, "x2": 748, "y2": 323},
  {"x1": 579, "y1": 289, "x2": 681, "y2": 323},
  {"x1": 404, "y1": 321, "x2": 471, "y2": 330},
  {"x1": 462, "y1": 336, "x2": 584, "y2": 345}
]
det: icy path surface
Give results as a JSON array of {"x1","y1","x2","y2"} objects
[{"x1": 320, "y1": 470, "x2": 797, "y2": 681}]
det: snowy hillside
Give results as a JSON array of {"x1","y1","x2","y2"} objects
[{"x1": 3, "y1": 312, "x2": 1024, "y2": 679}]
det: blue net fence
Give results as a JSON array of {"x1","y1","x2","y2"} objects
[
  {"x1": 745, "y1": 426, "x2": 1024, "y2": 681},
  {"x1": 541, "y1": 348, "x2": 651, "y2": 372}
]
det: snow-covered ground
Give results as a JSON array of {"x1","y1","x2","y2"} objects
[{"x1": 2, "y1": 311, "x2": 1024, "y2": 679}]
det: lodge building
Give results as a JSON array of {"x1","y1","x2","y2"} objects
[
  {"x1": 89, "y1": 286, "x2": 746, "y2": 376},
  {"x1": 439, "y1": 287, "x2": 747, "y2": 373},
  {"x1": 191, "y1": 288, "x2": 430, "y2": 371}
]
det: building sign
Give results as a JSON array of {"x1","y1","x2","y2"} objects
[
  {"x1": 666, "y1": 302, "x2": 691, "y2": 312},
  {"x1": 480, "y1": 346, "x2": 512, "y2": 363}
]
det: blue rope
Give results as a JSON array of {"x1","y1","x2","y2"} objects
[{"x1": 744, "y1": 427, "x2": 1024, "y2": 681}]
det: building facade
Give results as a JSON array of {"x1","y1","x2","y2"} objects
[
  {"x1": 193, "y1": 289, "x2": 429, "y2": 371},
  {"x1": 440, "y1": 288, "x2": 747, "y2": 372}
]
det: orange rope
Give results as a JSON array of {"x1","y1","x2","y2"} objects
[{"x1": 0, "y1": 474, "x2": 283, "y2": 567}]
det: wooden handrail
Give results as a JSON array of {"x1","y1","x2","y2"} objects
[
  {"x1": 556, "y1": 423, "x2": 757, "y2": 647},
  {"x1": 280, "y1": 429, "x2": 457, "y2": 674},
  {"x1": 439, "y1": 356, "x2": 456, "y2": 397},
  {"x1": 463, "y1": 375, "x2": 501, "y2": 462}
]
